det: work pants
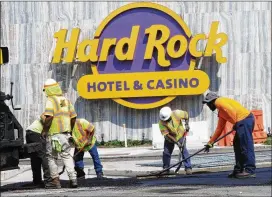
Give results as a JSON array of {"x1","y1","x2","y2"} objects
[
  {"x1": 74, "y1": 144, "x2": 103, "y2": 175},
  {"x1": 233, "y1": 113, "x2": 256, "y2": 174},
  {"x1": 26, "y1": 130, "x2": 50, "y2": 184},
  {"x1": 46, "y1": 133, "x2": 77, "y2": 180},
  {"x1": 163, "y1": 136, "x2": 192, "y2": 170}
]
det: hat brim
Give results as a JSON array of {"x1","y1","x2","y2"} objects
[
  {"x1": 160, "y1": 115, "x2": 171, "y2": 121},
  {"x1": 202, "y1": 98, "x2": 217, "y2": 104}
]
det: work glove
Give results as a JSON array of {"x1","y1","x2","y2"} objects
[
  {"x1": 204, "y1": 143, "x2": 213, "y2": 153},
  {"x1": 52, "y1": 139, "x2": 63, "y2": 152},
  {"x1": 185, "y1": 124, "x2": 190, "y2": 132}
]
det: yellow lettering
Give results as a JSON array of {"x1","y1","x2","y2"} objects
[
  {"x1": 167, "y1": 35, "x2": 188, "y2": 58},
  {"x1": 144, "y1": 25, "x2": 170, "y2": 67},
  {"x1": 115, "y1": 26, "x2": 140, "y2": 61},
  {"x1": 99, "y1": 39, "x2": 117, "y2": 61},
  {"x1": 189, "y1": 34, "x2": 207, "y2": 57},
  {"x1": 204, "y1": 22, "x2": 228, "y2": 63},
  {"x1": 52, "y1": 28, "x2": 80, "y2": 63},
  {"x1": 77, "y1": 39, "x2": 99, "y2": 62}
]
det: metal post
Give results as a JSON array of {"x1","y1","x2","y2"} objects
[{"x1": 123, "y1": 124, "x2": 127, "y2": 148}]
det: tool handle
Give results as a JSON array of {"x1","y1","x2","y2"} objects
[
  {"x1": 145, "y1": 130, "x2": 234, "y2": 177},
  {"x1": 175, "y1": 134, "x2": 187, "y2": 173},
  {"x1": 157, "y1": 147, "x2": 205, "y2": 176},
  {"x1": 210, "y1": 130, "x2": 234, "y2": 146}
]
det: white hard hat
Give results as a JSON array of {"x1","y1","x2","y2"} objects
[
  {"x1": 159, "y1": 106, "x2": 172, "y2": 121},
  {"x1": 44, "y1": 79, "x2": 57, "y2": 86}
]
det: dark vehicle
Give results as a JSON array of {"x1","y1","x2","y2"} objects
[{"x1": 0, "y1": 47, "x2": 39, "y2": 171}]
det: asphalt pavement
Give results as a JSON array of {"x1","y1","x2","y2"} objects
[
  {"x1": 1, "y1": 167, "x2": 271, "y2": 196},
  {"x1": 1, "y1": 145, "x2": 271, "y2": 196}
]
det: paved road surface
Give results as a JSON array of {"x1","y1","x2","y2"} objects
[{"x1": 1, "y1": 167, "x2": 271, "y2": 197}]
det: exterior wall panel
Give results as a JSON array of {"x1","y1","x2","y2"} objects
[{"x1": 1, "y1": 2, "x2": 271, "y2": 142}]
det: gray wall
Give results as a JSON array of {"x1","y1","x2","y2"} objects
[{"x1": 1, "y1": 2, "x2": 271, "y2": 142}]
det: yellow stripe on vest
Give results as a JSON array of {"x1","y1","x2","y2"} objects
[{"x1": 76, "y1": 121, "x2": 87, "y2": 143}]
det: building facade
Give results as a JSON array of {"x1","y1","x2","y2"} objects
[{"x1": 0, "y1": 2, "x2": 271, "y2": 143}]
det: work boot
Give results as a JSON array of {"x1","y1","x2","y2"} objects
[
  {"x1": 45, "y1": 177, "x2": 61, "y2": 189},
  {"x1": 228, "y1": 171, "x2": 239, "y2": 178},
  {"x1": 235, "y1": 171, "x2": 256, "y2": 179},
  {"x1": 96, "y1": 172, "x2": 104, "y2": 180},
  {"x1": 69, "y1": 179, "x2": 78, "y2": 188},
  {"x1": 75, "y1": 167, "x2": 86, "y2": 180},
  {"x1": 185, "y1": 168, "x2": 192, "y2": 175}
]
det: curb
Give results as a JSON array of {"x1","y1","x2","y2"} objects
[
  {"x1": 0, "y1": 166, "x2": 31, "y2": 181},
  {"x1": 17, "y1": 145, "x2": 271, "y2": 162},
  {"x1": 87, "y1": 162, "x2": 272, "y2": 177},
  {"x1": 98, "y1": 146, "x2": 271, "y2": 160}
]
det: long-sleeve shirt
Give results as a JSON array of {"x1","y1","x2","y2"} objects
[{"x1": 209, "y1": 97, "x2": 250, "y2": 143}]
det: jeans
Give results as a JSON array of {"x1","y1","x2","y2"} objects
[
  {"x1": 233, "y1": 113, "x2": 256, "y2": 174},
  {"x1": 26, "y1": 130, "x2": 50, "y2": 184},
  {"x1": 163, "y1": 136, "x2": 192, "y2": 170},
  {"x1": 74, "y1": 144, "x2": 103, "y2": 175}
]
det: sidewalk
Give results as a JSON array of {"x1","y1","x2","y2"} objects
[{"x1": 91, "y1": 144, "x2": 272, "y2": 159}]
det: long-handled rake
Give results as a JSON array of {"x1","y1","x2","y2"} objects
[{"x1": 136, "y1": 130, "x2": 234, "y2": 178}]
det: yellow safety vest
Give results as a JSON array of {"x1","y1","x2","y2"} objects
[
  {"x1": 26, "y1": 119, "x2": 43, "y2": 134},
  {"x1": 72, "y1": 119, "x2": 96, "y2": 151},
  {"x1": 159, "y1": 110, "x2": 188, "y2": 141},
  {"x1": 44, "y1": 96, "x2": 77, "y2": 135}
]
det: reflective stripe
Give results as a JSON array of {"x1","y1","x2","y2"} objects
[
  {"x1": 76, "y1": 121, "x2": 86, "y2": 136},
  {"x1": 72, "y1": 120, "x2": 96, "y2": 149},
  {"x1": 44, "y1": 83, "x2": 59, "y2": 88},
  {"x1": 58, "y1": 118, "x2": 64, "y2": 133},
  {"x1": 87, "y1": 124, "x2": 94, "y2": 132},
  {"x1": 86, "y1": 132, "x2": 94, "y2": 144},
  {"x1": 47, "y1": 96, "x2": 72, "y2": 134},
  {"x1": 85, "y1": 123, "x2": 94, "y2": 144},
  {"x1": 172, "y1": 112, "x2": 180, "y2": 123},
  {"x1": 55, "y1": 111, "x2": 71, "y2": 117},
  {"x1": 45, "y1": 109, "x2": 54, "y2": 113},
  {"x1": 49, "y1": 96, "x2": 60, "y2": 112},
  {"x1": 76, "y1": 121, "x2": 87, "y2": 143},
  {"x1": 50, "y1": 96, "x2": 60, "y2": 132},
  {"x1": 44, "y1": 109, "x2": 54, "y2": 115}
]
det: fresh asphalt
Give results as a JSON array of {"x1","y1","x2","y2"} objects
[{"x1": 1, "y1": 167, "x2": 271, "y2": 196}]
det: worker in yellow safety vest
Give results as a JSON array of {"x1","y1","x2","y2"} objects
[
  {"x1": 71, "y1": 118, "x2": 104, "y2": 179},
  {"x1": 159, "y1": 106, "x2": 192, "y2": 175},
  {"x1": 24, "y1": 114, "x2": 50, "y2": 188},
  {"x1": 41, "y1": 79, "x2": 77, "y2": 189}
]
